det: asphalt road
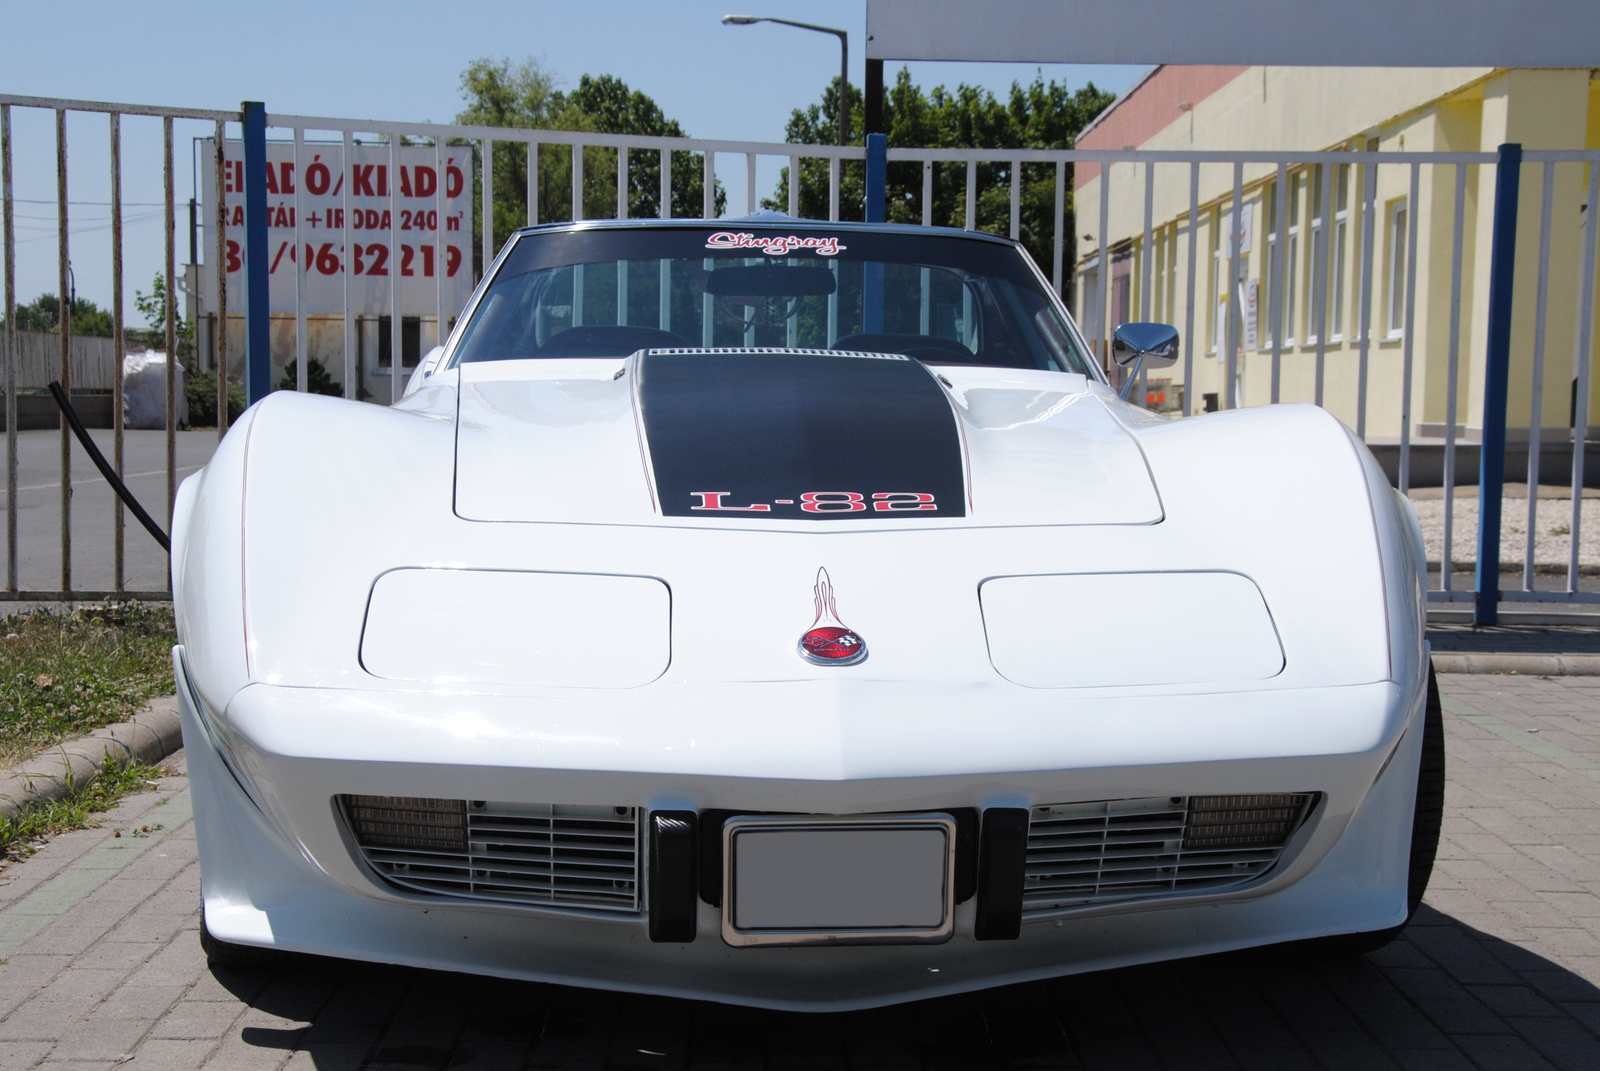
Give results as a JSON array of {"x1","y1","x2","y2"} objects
[
  {"x1": 0, "y1": 428, "x2": 220, "y2": 595},
  {"x1": 4, "y1": 673, "x2": 1600, "y2": 1068}
]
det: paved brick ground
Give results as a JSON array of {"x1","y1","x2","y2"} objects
[{"x1": 4, "y1": 674, "x2": 1600, "y2": 1069}]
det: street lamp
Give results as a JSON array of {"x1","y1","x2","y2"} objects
[{"x1": 722, "y1": 14, "x2": 849, "y2": 146}]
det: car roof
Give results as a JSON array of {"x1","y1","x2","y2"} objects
[{"x1": 508, "y1": 214, "x2": 1022, "y2": 248}]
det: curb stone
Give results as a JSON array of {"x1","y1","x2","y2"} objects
[
  {"x1": 1431, "y1": 652, "x2": 1600, "y2": 676},
  {"x1": 0, "y1": 695, "x2": 181, "y2": 821}
]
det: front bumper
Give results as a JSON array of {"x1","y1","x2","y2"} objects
[{"x1": 178, "y1": 649, "x2": 1425, "y2": 1011}]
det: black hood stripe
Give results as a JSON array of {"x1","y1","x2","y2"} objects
[{"x1": 638, "y1": 349, "x2": 967, "y2": 520}]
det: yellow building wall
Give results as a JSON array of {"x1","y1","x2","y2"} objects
[
  {"x1": 1075, "y1": 66, "x2": 1597, "y2": 444},
  {"x1": 1586, "y1": 75, "x2": 1600, "y2": 427},
  {"x1": 1450, "y1": 71, "x2": 1590, "y2": 443}
]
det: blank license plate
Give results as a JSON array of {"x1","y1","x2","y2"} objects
[{"x1": 723, "y1": 816, "x2": 953, "y2": 946}]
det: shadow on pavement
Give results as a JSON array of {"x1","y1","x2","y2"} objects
[
  {"x1": 1429, "y1": 623, "x2": 1600, "y2": 655},
  {"x1": 205, "y1": 904, "x2": 1600, "y2": 1069}
]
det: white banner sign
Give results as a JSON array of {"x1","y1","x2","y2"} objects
[
  {"x1": 1219, "y1": 206, "x2": 1253, "y2": 258},
  {"x1": 200, "y1": 140, "x2": 474, "y2": 317},
  {"x1": 1243, "y1": 278, "x2": 1258, "y2": 351}
]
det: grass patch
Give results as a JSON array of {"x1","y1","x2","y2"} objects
[
  {"x1": 0, "y1": 602, "x2": 176, "y2": 770},
  {"x1": 1, "y1": 755, "x2": 171, "y2": 864}
]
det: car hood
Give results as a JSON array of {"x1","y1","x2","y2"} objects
[{"x1": 452, "y1": 352, "x2": 1162, "y2": 528}]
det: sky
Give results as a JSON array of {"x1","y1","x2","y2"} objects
[{"x1": 3, "y1": 0, "x2": 1147, "y2": 314}]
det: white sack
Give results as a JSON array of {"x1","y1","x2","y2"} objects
[{"x1": 121, "y1": 350, "x2": 188, "y2": 430}]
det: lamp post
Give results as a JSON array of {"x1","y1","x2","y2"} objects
[{"x1": 722, "y1": 14, "x2": 849, "y2": 146}]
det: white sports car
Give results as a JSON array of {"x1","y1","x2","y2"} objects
[{"x1": 172, "y1": 216, "x2": 1440, "y2": 1011}]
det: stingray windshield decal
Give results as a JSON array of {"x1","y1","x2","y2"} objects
[
  {"x1": 705, "y1": 231, "x2": 846, "y2": 256},
  {"x1": 638, "y1": 349, "x2": 966, "y2": 520}
]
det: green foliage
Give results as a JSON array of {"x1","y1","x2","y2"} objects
[
  {"x1": 777, "y1": 76, "x2": 866, "y2": 154},
  {"x1": 133, "y1": 273, "x2": 194, "y2": 358},
  {"x1": 275, "y1": 357, "x2": 343, "y2": 397},
  {"x1": 565, "y1": 74, "x2": 724, "y2": 220},
  {"x1": 768, "y1": 69, "x2": 1116, "y2": 292},
  {"x1": 0, "y1": 755, "x2": 170, "y2": 863},
  {"x1": 457, "y1": 55, "x2": 568, "y2": 128},
  {"x1": 3, "y1": 292, "x2": 114, "y2": 337},
  {"x1": 456, "y1": 58, "x2": 724, "y2": 268},
  {"x1": 0, "y1": 603, "x2": 176, "y2": 769},
  {"x1": 185, "y1": 369, "x2": 246, "y2": 428}
]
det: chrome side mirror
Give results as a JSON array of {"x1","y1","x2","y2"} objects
[
  {"x1": 1112, "y1": 323, "x2": 1179, "y2": 368},
  {"x1": 1111, "y1": 323, "x2": 1180, "y2": 401}
]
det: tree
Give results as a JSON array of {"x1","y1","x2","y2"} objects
[
  {"x1": 133, "y1": 272, "x2": 194, "y2": 357},
  {"x1": 767, "y1": 69, "x2": 1115, "y2": 301},
  {"x1": 455, "y1": 56, "x2": 572, "y2": 264},
  {"x1": 134, "y1": 271, "x2": 228, "y2": 425},
  {"x1": 275, "y1": 356, "x2": 342, "y2": 397},
  {"x1": 455, "y1": 58, "x2": 723, "y2": 270},
  {"x1": 4, "y1": 293, "x2": 113, "y2": 337},
  {"x1": 565, "y1": 74, "x2": 723, "y2": 221}
]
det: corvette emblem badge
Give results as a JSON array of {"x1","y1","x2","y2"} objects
[{"x1": 798, "y1": 568, "x2": 867, "y2": 666}]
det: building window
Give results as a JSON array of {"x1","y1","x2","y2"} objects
[
  {"x1": 1265, "y1": 180, "x2": 1279, "y2": 347},
  {"x1": 1285, "y1": 174, "x2": 1299, "y2": 344},
  {"x1": 1077, "y1": 260, "x2": 1101, "y2": 351},
  {"x1": 1387, "y1": 198, "x2": 1409, "y2": 337},
  {"x1": 1158, "y1": 224, "x2": 1171, "y2": 323},
  {"x1": 1111, "y1": 245, "x2": 1132, "y2": 330},
  {"x1": 1331, "y1": 165, "x2": 1349, "y2": 340},
  {"x1": 1210, "y1": 207, "x2": 1222, "y2": 353},
  {"x1": 375, "y1": 316, "x2": 422, "y2": 369},
  {"x1": 1168, "y1": 221, "x2": 1180, "y2": 324},
  {"x1": 1308, "y1": 166, "x2": 1327, "y2": 345}
]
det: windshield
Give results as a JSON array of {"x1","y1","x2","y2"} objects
[{"x1": 449, "y1": 225, "x2": 1095, "y2": 375}]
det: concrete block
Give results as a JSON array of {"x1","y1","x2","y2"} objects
[
  {"x1": 96, "y1": 982, "x2": 188, "y2": 1021},
  {"x1": 1451, "y1": 1032, "x2": 1563, "y2": 1071},
  {"x1": 124, "y1": 1038, "x2": 219, "y2": 1071},
  {"x1": 149, "y1": 1000, "x2": 244, "y2": 1041},
  {"x1": 0, "y1": 994, "x2": 88, "y2": 1041},
  {"x1": 0, "y1": 1041, "x2": 55, "y2": 1071},
  {"x1": 50, "y1": 1014, "x2": 153, "y2": 1062}
]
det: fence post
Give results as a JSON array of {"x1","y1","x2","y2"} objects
[
  {"x1": 1475, "y1": 142, "x2": 1522, "y2": 627},
  {"x1": 242, "y1": 101, "x2": 271, "y2": 405},
  {"x1": 865, "y1": 133, "x2": 887, "y2": 223}
]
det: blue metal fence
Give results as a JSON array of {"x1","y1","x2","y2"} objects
[
  {"x1": 241, "y1": 102, "x2": 271, "y2": 407},
  {"x1": 1475, "y1": 144, "x2": 1522, "y2": 626}
]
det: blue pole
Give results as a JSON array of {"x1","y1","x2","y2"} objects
[
  {"x1": 242, "y1": 101, "x2": 272, "y2": 405},
  {"x1": 863, "y1": 133, "x2": 887, "y2": 332},
  {"x1": 864, "y1": 133, "x2": 887, "y2": 223},
  {"x1": 1475, "y1": 142, "x2": 1521, "y2": 627}
]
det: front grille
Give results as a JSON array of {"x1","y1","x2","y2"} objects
[
  {"x1": 341, "y1": 796, "x2": 640, "y2": 913},
  {"x1": 1023, "y1": 793, "x2": 1314, "y2": 914}
]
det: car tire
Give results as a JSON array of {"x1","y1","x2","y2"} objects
[
  {"x1": 199, "y1": 903, "x2": 290, "y2": 970},
  {"x1": 1271, "y1": 659, "x2": 1445, "y2": 959}
]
